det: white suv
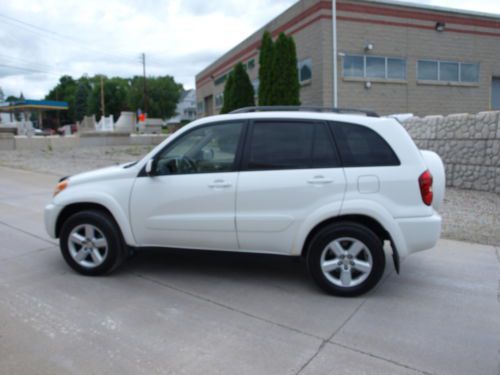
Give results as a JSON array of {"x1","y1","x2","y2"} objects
[{"x1": 45, "y1": 108, "x2": 444, "y2": 296}]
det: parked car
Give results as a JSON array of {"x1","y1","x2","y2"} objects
[{"x1": 44, "y1": 107, "x2": 445, "y2": 296}]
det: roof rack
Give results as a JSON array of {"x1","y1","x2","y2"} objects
[{"x1": 229, "y1": 106, "x2": 379, "y2": 117}]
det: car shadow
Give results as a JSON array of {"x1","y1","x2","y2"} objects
[{"x1": 119, "y1": 247, "x2": 314, "y2": 290}]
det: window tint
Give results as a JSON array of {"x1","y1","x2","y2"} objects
[
  {"x1": 155, "y1": 122, "x2": 243, "y2": 175},
  {"x1": 440, "y1": 62, "x2": 459, "y2": 81},
  {"x1": 313, "y1": 123, "x2": 340, "y2": 168},
  {"x1": 246, "y1": 122, "x2": 339, "y2": 170},
  {"x1": 366, "y1": 56, "x2": 385, "y2": 78},
  {"x1": 387, "y1": 58, "x2": 406, "y2": 80},
  {"x1": 343, "y1": 55, "x2": 364, "y2": 77},
  {"x1": 418, "y1": 61, "x2": 438, "y2": 80},
  {"x1": 330, "y1": 122, "x2": 399, "y2": 167},
  {"x1": 460, "y1": 63, "x2": 479, "y2": 82}
]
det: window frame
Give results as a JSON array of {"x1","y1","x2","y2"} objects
[
  {"x1": 139, "y1": 120, "x2": 249, "y2": 177},
  {"x1": 417, "y1": 59, "x2": 480, "y2": 83},
  {"x1": 240, "y1": 119, "x2": 341, "y2": 172},
  {"x1": 298, "y1": 58, "x2": 313, "y2": 83},
  {"x1": 343, "y1": 54, "x2": 407, "y2": 81}
]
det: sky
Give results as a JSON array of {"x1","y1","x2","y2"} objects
[{"x1": 0, "y1": 0, "x2": 499, "y2": 99}]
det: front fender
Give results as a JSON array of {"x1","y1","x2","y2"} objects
[{"x1": 53, "y1": 188, "x2": 137, "y2": 246}]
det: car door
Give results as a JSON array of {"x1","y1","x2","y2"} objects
[
  {"x1": 236, "y1": 119, "x2": 346, "y2": 254},
  {"x1": 129, "y1": 121, "x2": 245, "y2": 251}
]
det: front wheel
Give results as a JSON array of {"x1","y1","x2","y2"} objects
[
  {"x1": 60, "y1": 210, "x2": 126, "y2": 276},
  {"x1": 306, "y1": 222, "x2": 385, "y2": 297}
]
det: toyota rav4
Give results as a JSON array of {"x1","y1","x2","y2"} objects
[{"x1": 45, "y1": 107, "x2": 444, "y2": 296}]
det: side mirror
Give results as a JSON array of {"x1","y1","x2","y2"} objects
[{"x1": 145, "y1": 159, "x2": 155, "y2": 176}]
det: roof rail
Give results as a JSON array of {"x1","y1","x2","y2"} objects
[{"x1": 229, "y1": 106, "x2": 379, "y2": 117}]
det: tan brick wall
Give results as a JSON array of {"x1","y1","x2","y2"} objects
[{"x1": 196, "y1": 0, "x2": 500, "y2": 117}]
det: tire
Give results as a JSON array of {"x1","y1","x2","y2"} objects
[
  {"x1": 59, "y1": 210, "x2": 126, "y2": 276},
  {"x1": 306, "y1": 222, "x2": 385, "y2": 297}
]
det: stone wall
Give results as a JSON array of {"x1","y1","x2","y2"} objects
[{"x1": 402, "y1": 111, "x2": 500, "y2": 193}]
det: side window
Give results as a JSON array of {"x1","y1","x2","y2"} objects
[
  {"x1": 330, "y1": 122, "x2": 400, "y2": 167},
  {"x1": 245, "y1": 121, "x2": 339, "y2": 170},
  {"x1": 154, "y1": 122, "x2": 243, "y2": 175}
]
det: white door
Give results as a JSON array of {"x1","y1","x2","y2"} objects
[
  {"x1": 236, "y1": 120, "x2": 346, "y2": 254},
  {"x1": 130, "y1": 121, "x2": 244, "y2": 250}
]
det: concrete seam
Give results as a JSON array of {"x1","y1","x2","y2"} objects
[
  {"x1": 0, "y1": 220, "x2": 57, "y2": 245},
  {"x1": 0, "y1": 246, "x2": 55, "y2": 263},
  {"x1": 134, "y1": 273, "x2": 323, "y2": 341},
  {"x1": 330, "y1": 342, "x2": 435, "y2": 375},
  {"x1": 296, "y1": 265, "x2": 397, "y2": 375}
]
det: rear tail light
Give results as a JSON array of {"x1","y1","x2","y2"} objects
[{"x1": 419, "y1": 170, "x2": 433, "y2": 206}]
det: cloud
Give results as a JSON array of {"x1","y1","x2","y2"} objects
[{"x1": 0, "y1": 0, "x2": 499, "y2": 99}]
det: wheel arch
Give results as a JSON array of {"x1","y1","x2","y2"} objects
[
  {"x1": 300, "y1": 214, "x2": 400, "y2": 273},
  {"x1": 55, "y1": 202, "x2": 135, "y2": 246}
]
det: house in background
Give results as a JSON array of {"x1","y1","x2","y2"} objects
[
  {"x1": 196, "y1": 0, "x2": 500, "y2": 117},
  {"x1": 166, "y1": 89, "x2": 197, "y2": 127}
]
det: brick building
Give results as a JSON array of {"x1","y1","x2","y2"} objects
[{"x1": 195, "y1": 0, "x2": 500, "y2": 117}]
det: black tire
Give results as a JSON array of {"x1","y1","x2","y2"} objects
[
  {"x1": 59, "y1": 210, "x2": 127, "y2": 276},
  {"x1": 306, "y1": 222, "x2": 385, "y2": 297}
]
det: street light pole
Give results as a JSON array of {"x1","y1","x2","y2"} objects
[{"x1": 332, "y1": 0, "x2": 338, "y2": 108}]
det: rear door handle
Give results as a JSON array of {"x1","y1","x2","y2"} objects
[
  {"x1": 209, "y1": 179, "x2": 232, "y2": 188},
  {"x1": 307, "y1": 176, "x2": 333, "y2": 185}
]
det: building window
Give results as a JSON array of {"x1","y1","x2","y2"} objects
[
  {"x1": 298, "y1": 58, "x2": 312, "y2": 83},
  {"x1": 214, "y1": 74, "x2": 227, "y2": 86},
  {"x1": 197, "y1": 101, "x2": 204, "y2": 114},
  {"x1": 247, "y1": 59, "x2": 255, "y2": 70},
  {"x1": 343, "y1": 55, "x2": 406, "y2": 80},
  {"x1": 215, "y1": 93, "x2": 224, "y2": 108},
  {"x1": 417, "y1": 60, "x2": 479, "y2": 83},
  {"x1": 343, "y1": 55, "x2": 364, "y2": 77}
]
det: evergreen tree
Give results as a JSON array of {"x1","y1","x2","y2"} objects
[
  {"x1": 231, "y1": 62, "x2": 255, "y2": 110},
  {"x1": 74, "y1": 81, "x2": 90, "y2": 122},
  {"x1": 285, "y1": 35, "x2": 300, "y2": 105},
  {"x1": 268, "y1": 32, "x2": 301, "y2": 105},
  {"x1": 258, "y1": 31, "x2": 274, "y2": 105},
  {"x1": 220, "y1": 72, "x2": 235, "y2": 114},
  {"x1": 269, "y1": 33, "x2": 289, "y2": 105},
  {"x1": 221, "y1": 63, "x2": 255, "y2": 113}
]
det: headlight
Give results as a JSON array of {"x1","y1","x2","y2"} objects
[{"x1": 53, "y1": 180, "x2": 69, "y2": 197}]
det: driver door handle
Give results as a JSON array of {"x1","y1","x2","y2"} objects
[
  {"x1": 208, "y1": 179, "x2": 232, "y2": 188},
  {"x1": 307, "y1": 175, "x2": 333, "y2": 185}
]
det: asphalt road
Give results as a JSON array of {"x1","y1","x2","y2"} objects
[{"x1": 0, "y1": 166, "x2": 499, "y2": 375}]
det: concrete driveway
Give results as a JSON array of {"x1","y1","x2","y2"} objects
[{"x1": 0, "y1": 166, "x2": 499, "y2": 375}]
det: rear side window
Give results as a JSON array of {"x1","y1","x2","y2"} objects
[
  {"x1": 330, "y1": 122, "x2": 400, "y2": 167},
  {"x1": 245, "y1": 121, "x2": 340, "y2": 170}
]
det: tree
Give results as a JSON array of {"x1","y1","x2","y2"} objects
[
  {"x1": 87, "y1": 76, "x2": 129, "y2": 120},
  {"x1": 45, "y1": 75, "x2": 78, "y2": 124},
  {"x1": 267, "y1": 32, "x2": 301, "y2": 106},
  {"x1": 284, "y1": 35, "x2": 300, "y2": 105},
  {"x1": 74, "y1": 80, "x2": 91, "y2": 122},
  {"x1": 258, "y1": 30, "x2": 274, "y2": 105},
  {"x1": 221, "y1": 63, "x2": 254, "y2": 113},
  {"x1": 127, "y1": 75, "x2": 182, "y2": 119},
  {"x1": 220, "y1": 72, "x2": 234, "y2": 114}
]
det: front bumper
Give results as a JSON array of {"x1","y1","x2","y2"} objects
[
  {"x1": 44, "y1": 203, "x2": 63, "y2": 239},
  {"x1": 396, "y1": 212, "x2": 442, "y2": 256}
]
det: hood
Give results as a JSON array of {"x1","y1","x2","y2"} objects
[{"x1": 68, "y1": 162, "x2": 137, "y2": 186}]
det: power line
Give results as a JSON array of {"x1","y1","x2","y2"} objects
[{"x1": 0, "y1": 12, "x2": 139, "y2": 64}]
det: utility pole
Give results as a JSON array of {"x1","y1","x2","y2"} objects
[
  {"x1": 332, "y1": 0, "x2": 338, "y2": 108},
  {"x1": 100, "y1": 75, "x2": 106, "y2": 117},
  {"x1": 142, "y1": 53, "x2": 148, "y2": 115}
]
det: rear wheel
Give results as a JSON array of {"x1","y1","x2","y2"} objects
[
  {"x1": 306, "y1": 222, "x2": 385, "y2": 296},
  {"x1": 60, "y1": 210, "x2": 126, "y2": 275}
]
